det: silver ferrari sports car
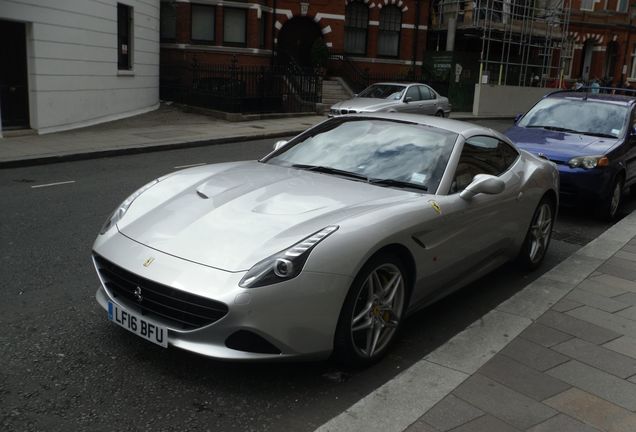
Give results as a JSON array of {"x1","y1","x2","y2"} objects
[
  {"x1": 93, "y1": 113, "x2": 558, "y2": 366},
  {"x1": 329, "y1": 82, "x2": 452, "y2": 117}
]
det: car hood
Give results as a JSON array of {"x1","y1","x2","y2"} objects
[
  {"x1": 505, "y1": 126, "x2": 620, "y2": 162},
  {"x1": 332, "y1": 97, "x2": 398, "y2": 112},
  {"x1": 118, "y1": 161, "x2": 414, "y2": 272}
]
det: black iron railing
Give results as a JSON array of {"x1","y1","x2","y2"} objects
[{"x1": 160, "y1": 60, "x2": 322, "y2": 114}]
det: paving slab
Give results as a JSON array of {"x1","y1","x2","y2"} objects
[
  {"x1": 543, "y1": 387, "x2": 636, "y2": 432},
  {"x1": 550, "y1": 298, "x2": 583, "y2": 312},
  {"x1": 527, "y1": 413, "x2": 601, "y2": 432},
  {"x1": 565, "y1": 288, "x2": 630, "y2": 313},
  {"x1": 613, "y1": 292, "x2": 636, "y2": 306},
  {"x1": 577, "y1": 279, "x2": 631, "y2": 298},
  {"x1": 603, "y1": 335, "x2": 636, "y2": 359},
  {"x1": 403, "y1": 421, "x2": 439, "y2": 432},
  {"x1": 499, "y1": 337, "x2": 569, "y2": 372},
  {"x1": 446, "y1": 415, "x2": 521, "y2": 432},
  {"x1": 597, "y1": 258, "x2": 636, "y2": 282},
  {"x1": 452, "y1": 374, "x2": 557, "y2": 430},
  {"x1": 425, "y1": 310, "x2": 531, "y2": 375},
  {"x1": 568, "y1": 306, "x2": 636, "y2": 339},
  {"x1": 551, "y1": 338, "x2": 636, "y2": 379},
  {"x1": 518, "y1": 323, "x2": 573, "y2": 348},
  {"x1": 588, "y1": 273, "x2": 636, "y2": 293},
  {"x1": 546, "y1": 360, "x2": 636, "y2": 411},
  {"x1": 536, "y1": 310, "x2": 621, "y2": 345},
  {"x1": 616, "y1": 305, "x2": 636, "y2": 321},
  {"x1": 541, "y1": 255, "x2": 604, "y2": 285},
  {"x1": 496, "y1": 278, "x2": 573, "y2": 320},
  {"x1": 616, "y1": 250, "x2": 636, "y2": 262},
  {"x1": 419, "y1": 394, "x2": 483, "y2": 432},
  {"x1": 622, "y1": 244, "x2": 636, "y2": 254},
  {"x1": 478, "y1": 354, "x2": 571, "y2": 400}
]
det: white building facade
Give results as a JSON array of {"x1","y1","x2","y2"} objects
[{"x1": 0, "y1": 0, "x2": 159, "y2": 135}]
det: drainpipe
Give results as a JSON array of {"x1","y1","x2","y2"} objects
[
  {"x1": 271, "y1": 0, "x2": 277, "y2": 66},
  {"x1": 412, "y1": 0, "x2": 421, "y2": 72}
]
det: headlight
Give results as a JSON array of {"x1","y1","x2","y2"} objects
[
  {"x1": 99, "y1": 179, "x2": 159, "y2": 234},
  {"x1": 239, "y1": 225, "x2": 339, "y2": 288},
  {"x1": 568, "y1": 156, "x2": 609, "y2": 169}
]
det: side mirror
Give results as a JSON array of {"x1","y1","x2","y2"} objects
[
  {"x1": 273, "y1": 140, "x2": 288, "y2": 151},
  {"x1": 460, "y1": 174, "x2": 505, "y2": 200},
  {"x1": 514, "y1": 113, "x2": 523, "y2": 124},
  {"x1": 404, "y1": 97, "x2": 413, "y2": 104}
]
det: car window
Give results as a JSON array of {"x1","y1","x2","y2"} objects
[
  {"x1": 419, "y1": 86, "x2": 434, "y2": 100},
  {"x1": 405, "y1": 86, "x2": 421, "y2": 101},
  {"x1": 265, "y1": 117, "x2": 458, "y2": 193},
  {"x1": 450, "y1": 136, "x2": 518, "y2": 193},
  {"x1": 358, "y1": 84, "x2": 406, "y2": 100}
]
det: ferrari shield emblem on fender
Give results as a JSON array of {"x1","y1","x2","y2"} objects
[
  {"x1": 143, "y1": 257, "x2": 155, "y2": 267},
  {"x1": 428, "y1": 200, "x2": 442, "y2": 215}
]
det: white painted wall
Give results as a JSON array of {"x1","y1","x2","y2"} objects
[
  {"x1": 0, "y1": 0, "x2": 159, "y2": 134},
  {"x1": 472, "y1": 84, "x2": 554, "y2": 116}
]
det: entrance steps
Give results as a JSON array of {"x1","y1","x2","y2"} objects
[{"x1": 322, "y1": 78, "x2": 354, "y2": 107}]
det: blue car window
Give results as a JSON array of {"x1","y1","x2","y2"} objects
[{"x1": 518, "y1": 97, "x2": 628, "y2": 138}]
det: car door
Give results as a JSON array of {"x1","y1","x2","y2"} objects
[
  {"x1": 626, "y1": 108, "x2": 636, "y2": 185},
  {"x1": 417, "y1": 85, "x2": 438, "y2": 115},
  {"x1": 398, "y1": 85, "x2": 423, "y2": 113},
  {"x1": 409, "y1": 135, "x2": 523, "y2": 306}
]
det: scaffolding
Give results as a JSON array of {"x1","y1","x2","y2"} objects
[{"x1": 432, "y1": 0, "x2": 572, "y2": 87}]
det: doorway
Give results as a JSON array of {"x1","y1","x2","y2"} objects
[
  {"x1": 580, "y1": 40, "x2": 594, "y2": 81},
  {"x1": 0, "y1": 20, "x2": 29, "y2": 129},
  {"x1": 276, "y1": 16, "x2": 323, "y2": 67}
]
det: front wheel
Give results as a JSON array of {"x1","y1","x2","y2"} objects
[
  {"x1": 598, "y1": 176, "x2": 624, "y2": 221},
  {"x1": 517, "y1": 197, "x2": 555, "y2": 270},
  {"x1": 333, "y1": 254, "x2": 407, "y2": 367},
  {"x1": 435, "y1": 110, "x2": 445, "y2": 117}
]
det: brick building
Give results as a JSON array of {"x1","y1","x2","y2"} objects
[
  {"x1": 160, "y1": 0, "x2": 429, "y2": 78},
  {"x1": 567, "y1": 0, "x2": 635, "y2": 86}
]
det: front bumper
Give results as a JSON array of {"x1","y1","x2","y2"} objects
[
  {"x1": 556, "y1": 164, "x2": 615, "y2": 207},
  {"x1": 93, "y1": 231, "x2": 352, "y2": 361}
]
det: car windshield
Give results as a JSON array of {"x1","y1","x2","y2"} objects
[
  {"x1": 264, "y1": 118, "x2": 458, "y2": 193},
  {"x1": 518, "y1": 97, "x2": 628, "y2": 138},
  {"x1": 358, "y1": 84, "x2": 406, "y2": 100}
]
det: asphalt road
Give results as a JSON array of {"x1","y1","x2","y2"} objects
[{"x1": 2, "y1": 122, "x2": 635, "y2": 432}]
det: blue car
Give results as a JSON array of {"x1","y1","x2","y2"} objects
[{"x1": 505, "y1": 90, "x2": 636, "y2": 219}]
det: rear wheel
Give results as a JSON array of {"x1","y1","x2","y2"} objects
[
  {"x1": 334, "y1": 253, "x2": 407, "y2": 367},
  {"x1": 517, "y1": 196, "x2": 555, "y2": 270},
  {"x1": 435, "y1": 110, "x2": 445, "y2": 117}
]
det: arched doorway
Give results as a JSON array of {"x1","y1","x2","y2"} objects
[
  {"x1": 605, "y1": 41, "x2": 619, "y2": 82},
  {"x1": 579, "y1": 40, "x2": 594, "y2": 81},
  {"x1": 276, "y1": 16, "x2": 323, "y2": 67}
]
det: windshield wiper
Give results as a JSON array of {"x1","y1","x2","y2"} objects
[
  {"x1": 526, "y1": 125, "x2": 580, "y2": 133},
  {"x1": 368, "y1": 178, "x2": 428, "y2": 191},
  {"x1": 291, "y1": 164, "x2": 370, "y2": 181},
  {"x1": 577, "y1": 131, "x2": 618, "y2": 139}
]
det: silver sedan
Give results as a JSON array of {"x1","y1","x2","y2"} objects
[
  {"x1": 329, "y1": 82, "x2": 452, "y2": 117},
  {"x1": 92, "y1": 114, "x2": 558, "y2": 366}
]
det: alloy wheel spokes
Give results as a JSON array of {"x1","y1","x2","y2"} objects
[
  {"x1": 351, "y1": 263, "x2": 405, "y2": 358},
  {"x1": 529, "y1": 203, "x2": 552, "y2": 262}
]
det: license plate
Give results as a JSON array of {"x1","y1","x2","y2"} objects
[{"x1": 108, "y1": 301, "x2": 168, "y2": 348}]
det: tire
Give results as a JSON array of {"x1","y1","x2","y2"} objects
[
  {"x1": 598, "y1": 176, "x2": 624, "y2": 221},
  {"x1": 435, "y1": 110, "x2": 445, "y2": 117},
  {"x1": 517, "y1": 196, "x2": 555, "y2": 270},
  {"x1": 333, "y1": 253, "x2": 408, "y2": 367}
]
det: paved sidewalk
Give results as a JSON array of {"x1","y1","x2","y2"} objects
[
  {"x1": 0, "y1": 103, "x2": 509, "y2": 168},
  {"x1": 316, "y1": 211, "x2": 636, "y2": 432}
]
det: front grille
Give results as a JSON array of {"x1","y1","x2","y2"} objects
[{"x1": 94, "y1": 254, "x2": 229, "y2": 330}]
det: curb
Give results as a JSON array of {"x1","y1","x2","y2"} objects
[
  {"x1": 314, "y1": 211, "x2": 636, "y2": 432},
  {"x1": 0, "y1": 130, "x2": 305, "y2": 169}
]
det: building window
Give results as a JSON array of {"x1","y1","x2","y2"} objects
[
  {"x1": 160, "y1": 1, "x2": 176, "y2": 41},
  {"x1": 618, "y1": 0, "x2": 629, "y2": 13},
  {"x1": 344, "y1": 1, "x2": 368, "y2": 55},
  {"x1": 580, "y1": 0, "x2": 594, "y2": 11},
  {"x1": 630, "y1": 50, "x2": 636, "y2": 79},
  {"x1": 191, "y1": 4, "x2": 215, "y2": 43},
  {"x1": 259, "y1": 12, "x2": 267, "y2": 48},
  {"x1": 117, "y1": 3, "x2": 133, "y2": 70},
  {"x1": 378, "y1": 5, "x2": 401, "y2": 57},
  {"x1": 224, "y1": 7, "x2": 247, "y2": 46}
]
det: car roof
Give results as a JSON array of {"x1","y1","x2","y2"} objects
[
  {"x1": 346, "y1": 112, "x2": 506, "y2": 140},
  {"x1": 546, "y1": 90, "x2": 636, "y2": 106},
  {"x1": 369, "y1": 82, "x2": 423, "y2": 87}
]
